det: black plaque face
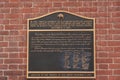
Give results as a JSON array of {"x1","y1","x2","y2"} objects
[{"x1": 27, "y1": 11, "x2": 96, "y2": 79}]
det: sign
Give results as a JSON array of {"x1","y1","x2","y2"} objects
[{"x1": 27, "y1": 11, "x2": 96, "y2": 79}]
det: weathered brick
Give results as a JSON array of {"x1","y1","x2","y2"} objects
[
  {"x1": 0, "y1": 53, "x2": 8, "y2": 58},
  {"x1": 4, "y1": 59, "x2": 23, "y2": 64},
  {"x1": 99, "y1": 64, "x2": 108, "y2": 69},
  {"x1": 4, "y1": 71, "x2": 23, "y2": 76},
  {"x1": 114, "y1": 70, "x2": 120, "y2": 75},
  {"x1": 9, "y1": 65, "x2": 18, "y2": 69},
  {"x1": 0, "y1": 42, "x2": 8, "y2": 47},
  {"x1": 97, "y1": 59, "x2": 112, "y2": 63},
  {"x1": 97, "y1": 76, "x2": 108, "y2": 80},
  {"x1": 114, "y1": 59, "x2": 120, "y2": 63},
  {"x1": 97, "y1": 70, "x2": 112, "y2": 75},
  {"x1": 0, "y1": 65, "x2": 8, "y2": 69},
  {"x1": 109, "y1": 64, "x2": 120, "y2": 69},
  {"x1": 0, "y1": 31, "x2": 9, "y2": 35},
  {"x1": 53, "y1": 3, "x2": 62, "y2": 7},
  {"x1": 109, "y1": 76, "x2": 120, "y2": 80}
]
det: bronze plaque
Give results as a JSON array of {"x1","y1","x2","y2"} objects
[{"x1": 27, "y1": 11, "x2": 96, "y2": 79}]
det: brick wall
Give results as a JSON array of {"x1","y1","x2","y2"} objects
[{"x1": 0, "y1": 0, "x2": 120, "y2": 80}]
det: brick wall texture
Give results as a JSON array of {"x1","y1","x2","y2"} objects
[{"x1": 0, "y1": 0, "x2": 120, "y2": 80}]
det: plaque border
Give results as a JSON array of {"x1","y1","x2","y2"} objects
[{"x1": 27, "y1": 10, "x2": 96, "y2": 79}]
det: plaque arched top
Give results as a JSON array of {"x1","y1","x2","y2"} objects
[
  {"x1": 28, "y1": 10, "x2": 95, "y2": 29},
  {"x1": 28, "y1": 10, "x2": 95, "y2": 20}
]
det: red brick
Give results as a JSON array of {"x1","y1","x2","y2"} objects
[
  {"x1": 96, "y1": 35, "x2": 112, "y2": 40},
  {"x1": 4, "y1": 3, "x2": 21, "y2": 7},
  {"x1": 34, "y1": 3, "x2": 52, "y2": 8},
  {"x1": 99, "y1": 64, "x2": 108, "y2": 69},
  {"x1": 19, "y1": 65, "x2": 26, "y2": 69},
  {"x1": 0, "y1": 8, "x2": 10, "y2": 13},
  {"x1": 19, "y1": 30, "x2": 26, "y2": 35},
  {"x1": 4, "y1": 71, "x2": 23, "y2": 76},
  {"x1": 97, "y1": 41, "x2": 107, "y2": 46},
  {"x1": 109, "y1": 53, "x2": 120, "y2": 57},
  {"x1": 9, "y1": 65, "x2": 18, "y2": 69},
  {"x1": 96, "y1": 30, "x2": 107, "y2": 34},
  {"x1": 109, "y1": 76, "x2": 120, "y2": 80},
  {"x1": 0, "y1": 20, "x2": 9, "y2": 24},
  {"x1": 114, "y1": 70, "x2": 120, "y2": 75},
  {"x1": 114, "y1": 59, "x2": 120, "y2": 63},
  {"x1": 10, "y1": 8, "x2": 20, "y2": 13},
  {"x1": 113, "y1": 24, "x2": 120, "y2": 29},
  {"x1": 99, "y1": 12, "x2": 111, "y2": 17},
  {"x1": 5, "y1": 25, "x2": 23, "y2": 30},
  {"x1": 49, "y1": 0, "x2": 67, "y2": 2},
  {"x1": 53, "y1": 3, "x2": 62, "y2": 7},
  {"x1": 9, "y1": 53, "x2": 19, "y2": 58},
  {"x1": 0, "y1": 24, "x2": 4, "y2": 30},
  {"x1": 96, "y1": 24, "x2": 112, "y2": 29},
  {"x1": 5, "y1": 14, "x2": 22, "y2": 19},
  {"x1": 49, "y1": 8, "x2": 68, "y2": 12},
  {"x1": 0, "y1": 42, "x2": 8, "y2": 47},
  {"x1": 83, "y1": 1, "x2": 93, "y2": 6},
  {"x1": 19, "y1": 76, "x2": 26, "y2": 80},
  {"x1": 0, "y1": 36, "x2": 3, "y2": 41},
  {"x1": 108, "y1": 18, "x2": 120, "y2": 23},
  {"x1": 93, "y1": 2, "x2": 111, "y2": 6},
  {"x1": 97, "y1": 47, "x2": 113, "y2": 51},
  {"x1": 20, "y1": 8, "x2": 32, "y2": 13},
  {"x1": 5, "y1": 36, "x2": 25, "y2": 41},
  {"x1": 20, "y1": 0, "x2": 32, "y2": 2},
  {"x1": 109, "y1": 64, "x2": 120, "y2": 69},
  {"x1": 9, "y1": 42, "x2": 18, "y2": 47},
  {"x1": 108, "y1": 7, "x2": 120, "y2": 12},
  {"x1": 0, "y1": 3, "x2": 4, "y2": 7},
  {"x1": 19, "y1": 42, "x2": 26, "y2": 47},
  {"x1": 8, "y1": 76, "x2": 18, "y2": 80},
  {"x1": 0, "y1": 31, "x2": 9, "y2": 35},
  {"x1": 97, "y1": 76, "x2": 108, "y2": 80},
  {"x1": 9, "y1": 0, "x2": 20, "y2": 2},
  {"x1": 109, "y1": 30, "x2": 120, "y2": 34},
  {"x1": 112, "y1": 12, "x2": 120, "y2": 17},
  {"x1": 9, "y1": 19, "x2": 20, "y2": 24},
  {"x1": 0, "y1": 65, "x2": 8, "y2": 69},
  {"x1": 113, "y1": 2, "x2": 120, "y2": 6},
  {"x1": 5, "y1": 48, "x2": 24, "y2": 52},
  {"x1": 108, "y1": 41, "x2": 120, "y2": 46},
  {"x1": 23, "y1": 2, "x2": 32, "y2": 7},
  {"x1": 97, "y1": 70, "x2": 112, "y2": 75},
  {"x1": 4, "y1": 59, "x2": 23, "y2": 64},
  {"x1": 113, "y1": 35, "x2": 120, "y2": 40},
  {"x1": 0, "y1": 59, "x2": 3, "y2": 64},
  {"x1": 0, "y1": 77, "x2": 7, "y2": 80},
  {"x1": 63, "y1": 2, "x2": 82, "y2": 7},
  {"x1": 23, "y1": 59, "x2": 27, "y2": 63},
  {"x1": 22, "y1": 13, "x2": 33, "y2": 19},
  {"x1": 69, "y1": 8, "x2": 79, "y2": 13},
  {"x1": 97, "y1": 59, "x2": 112, "y2": 63},
  {"x1": 0, "y1": 0, "x2": 9, "y2": 2},
  {"x1": 79, "y1": 7, "x2": 97, "y2": 12},
  {"x1": 0, "y1": 48, "x2": 3, "y2": 52},
  {"x1": 31, "y1": 8, "x2": 40, "y2": 13},
  {"x1": 0, "y1": 53, "x2": 8, "y2": 58},
  {"x1": 96, "y1": 18, "x2": 108, "y2": 23},
  {"x1": 98, "y1": 52, "x2": 108, "y2": 57},
  {"x1": 9, "y1": 31, "x2": 19, "y2": 35},
  {"x1": 20, "y1": 53, "x2": 27, "y2": 58},
  {"x1": 98, "y1": 7, "x2": 108, "y2": 12}
]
